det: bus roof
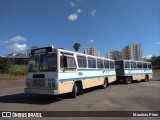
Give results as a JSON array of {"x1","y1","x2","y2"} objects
[
  {"x1": 115, "y1": 59, "x2": 151, "y2": 63},
  {"x1": 57, "y1": 48, "x2": 114, "y2": 61}
]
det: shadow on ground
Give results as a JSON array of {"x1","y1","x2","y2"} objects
[
  {"x1": 0, "y1": 93, "x2": 63, "y2": 105},
  {"x1": 0, "y1": 86, "x2": 104, "y2": 105}
]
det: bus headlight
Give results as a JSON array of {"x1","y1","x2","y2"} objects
[
  {"x1": 48, "y1": 79, "x2": 51, "y2": 87},
  {"x1": 26, "y1": 78, "x2": 31, "y2": 86},
  {"x1": 47, "y1": 79, "x2": 55, "y2": 87}
]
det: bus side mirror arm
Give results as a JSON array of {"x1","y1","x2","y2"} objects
[{"x1": 62, "y1": 67, "x2": 65, "y2": 72}]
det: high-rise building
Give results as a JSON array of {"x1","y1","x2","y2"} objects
[
  {"x1": 105, "y1": 50, "x2": 122, "y2": 60},
  {"x1": 122, "y1": 44, "x2": 142, "y2": 61},
  {"x1": 84, "y1": 46, "x2": 100, "y2": 56}
]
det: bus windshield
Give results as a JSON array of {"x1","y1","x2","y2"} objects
[
  {"x1": 28, "y1": 55, "x2": 39, "y2": 72},
  {"x1": 28, "y1": 53, "x2": 57, "y2": 72},
  {"x1": 40, "y1": 53, "x2": 57, "y2": 72}
]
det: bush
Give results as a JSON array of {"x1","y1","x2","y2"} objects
[
  {"x1": 153, "y1": 66, "x2": 160, "y2": 70},
  {"x1": 9, "y1": 66, "x2": 28, "y2": 76},
  {"x1": 0, "y1": 57, "x2": 12, "y2": 73}
]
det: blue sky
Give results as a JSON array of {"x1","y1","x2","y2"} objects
[{"x1": 0, "y1": 0, "x2": 159, "y2": 57}]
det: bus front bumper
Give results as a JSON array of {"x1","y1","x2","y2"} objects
[{"x1": 24, "y1": 88, "x2": 60, "y2": 95}]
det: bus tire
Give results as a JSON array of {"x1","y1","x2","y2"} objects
[
  {"x1": 70, "y1": 83, "x2": 78, "y2": 98},
  {"x1": 144, "y1": 75, "x2": 149, "y2": 82},
  {"x1": 100, "y1": 79, "x2": 108, "y2": 89},
  {"x1": 76, "y1": 81, "x2": 83, "y2": 95},
  {"x1": 124, "y1": 77, "x2": 132, "y2": 84}
]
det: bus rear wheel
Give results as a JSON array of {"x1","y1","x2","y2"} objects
[{"x1": 144, "y1": 75, "x2": 149, "y2": 82}]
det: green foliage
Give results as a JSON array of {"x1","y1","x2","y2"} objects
[
  {"x1": 73, "y1": 43, "x2": 81, "y2": 52},
  {"x1": 0, "y1": 57, "x2": 12, "y2": 73},
  {"x1": 9, "y1": 66, "x2": 28, "y2": 76},
  {"x1": 153, "y1": 69, "x2": 160, "y2": 77},
  {"x1": 0, "y1": 73, "x2": 26, "y2": 80},
  {"x1": 150, "y1": 56, "x2": 160, "y2": 69}
]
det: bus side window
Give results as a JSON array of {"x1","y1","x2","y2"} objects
[
  {"x1": 125, "y1": 62, "x2": 130, "y2": 68},
  {"x1": 60, "y1": 56, "x2": 66, "y2": 70},
  {"x1": 143, "y1": 63, "x2": 147, "y2": 69},
  {"x1": 77, "y1": 56, "x2": 87, "y2": 68},
  {"x1": 148, "y1": 63, "x2": 152, "y2": 69},
  {"x1": 104, "y1": 60, "x2": 109, "y2": 69},
  {"x1": 60, "y1": 56, "x2": 76, "y2": 71},
  {"x1": 97, "y1": 59, "x2": 103, "y2": 68},
  {"x1": 137, "y1": 62, "x2": 142, "y2": 69},
  {"x1": 63, "y1": 56, "x2": 68, "y2": 68},
  {"x1": 60, "y1": 56, "x2": 63, "y2": 69},
  {"x1": 88, "y1": 58, "x2": 96, "y2": 68},
  {"x1": 110, "y1": 61, "x2": 115, "y2": 69},
  {"x1": 130, "y1": 62, "x2": 136, "y2": 68}
]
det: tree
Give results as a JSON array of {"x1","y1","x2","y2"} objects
[
  {"x1": 0, "y1": 57, "x2": 12, "y2": 73},
  {"x1": 73, "y1": 43, "x2": 81, "y2": 52},
  {"x1": 150, "y1": 56, "x2": 160, "y2": 69}
]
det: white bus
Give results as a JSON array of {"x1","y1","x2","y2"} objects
[
  {"x1": 25, "y1": 47, "x2": 116, "y2": 98},
  {"x1": 115, "y1": 60, "x2": 153, "y2": 84}
]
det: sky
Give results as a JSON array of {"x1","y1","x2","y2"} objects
[{"x1": 0, "y1": 0, "x2": 159, "y2": 58}]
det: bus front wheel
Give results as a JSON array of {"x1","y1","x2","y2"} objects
[
  {"x1": 100, "y1": 79, "x2": 108, "y2": 89},
  {"x1": 124, "y1": 77, "x2": 132, "y2": 84},
  {"x1": 70, "y1": 83, "x2": 78, "y2": 98}
]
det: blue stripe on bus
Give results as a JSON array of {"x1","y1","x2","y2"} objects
[
  {"x1": 125, "y1": 73, "x2": 152, "y2": 75},
  {"x1": 77, "y1": 69, "x2": 115, "y2": 71},
  {"x1": 124, "y1": 68, "x2": 152, "y2": 70},
  {"x1": 58, "y1": 74, "x2": 116, "y2": 82}
]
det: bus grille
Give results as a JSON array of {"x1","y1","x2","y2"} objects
[{"x1": 33, "y1": 79, "x2": 45, "y2": 87}]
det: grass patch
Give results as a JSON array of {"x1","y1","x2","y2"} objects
[
  {"x1": 0, "y1": 66, "x2": 27, "y2": 80},
  {"x1": 0, "y1": 74, "x2": 26, "y2": 80},
  {"x1": 153, "y1": 69, "x2": 160, "y2": 77},
  {"x1": 9, "y1": 66, "x2": 27, "y2": 76}
]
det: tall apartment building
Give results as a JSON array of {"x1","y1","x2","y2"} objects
[
  {"x1": 84, "y1": 46, "x2": 100, "y2": 56},
  {"x1": 105, "y1": 50, "x2": 122, "y2": 60},
  {"x1": 122, "y1": 44, "x2": 142, "y2": 61}
]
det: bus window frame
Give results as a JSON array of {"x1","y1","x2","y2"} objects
[
  {"x1": 137, "y1": 62, "x2": 143, "y2": 69},
  {"x1": 130, "y1": 62, "x2": 136, "y2": 69},
  {"x1": 147, "y1": 63, "x2": 152, "y2": 69},
  {"x1": 124, "y1": 61, "x2": 130, "y2": 69},
  {"x1": 87, "y1": 57, "x2": 96, "y2": 68},
  {"x1": 77, "y1": 55, "x2": 87, "y2": 68},
  {"x1": 97, "y1": 59, "x2": 104, "y2": 69},
  {"x1": 104, "y1": 60, "x2": 110, "y2": 69},
  {"x1": 110, "y1": 61, "x2": 115, "y2": 69},
  {"x1": 60, "y1": 54, "x2": 77, "y2": 71},
  {"x1": 143, "y1": 62, "x2": 147, "y2": 69}
]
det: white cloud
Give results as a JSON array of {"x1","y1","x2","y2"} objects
[
  {"x1": 8, "y1": 43, "x2": 28, "y2": 52},
  {"x1": 10, "y1": 36, "x2": 26, "y2": 42},
  {"x1": 91, "y1": 9, "x2": 96, "y2": 16},
  {"x1": 143, "y1": 55, "x2": 153, "y2": 59},
  {"x1": 77, "y1": 9, "x2": 81, "y2": 13},
  {"x1": 89, "y1": 40, "x2": 95, "y2": 43},
  {"x1": 0, "y1": 40, "x2": 9, "y2": 44},
  {"x1": 68, "y1": 13, "x2": 78, "y2": 21},
  {"x1": 70, "y1": 1, "x2": 78, "y2": 8},
  {"x1": 0, "y1": 36, "x2": 26, "y2": 44},
  {"x1": 70, "y1": 1, "x2": 75, "y2": 7}
]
